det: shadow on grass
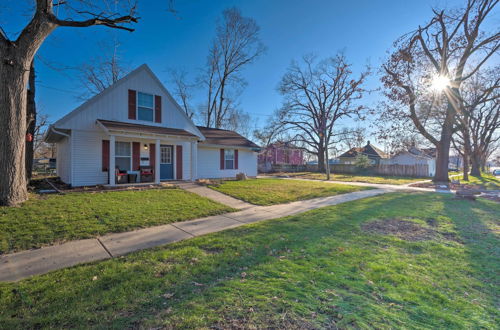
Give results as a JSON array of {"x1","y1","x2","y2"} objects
[{"x1": 0, "y1": 193, "x2": 498, "y2": 328}]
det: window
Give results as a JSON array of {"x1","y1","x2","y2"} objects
[
  {"x1": 160, "y1": 146, "x2": 172, "y2": 164},
  {"x1": 137, "y1": 92, "x2": 154, "y2": 122},
  {"x1": 224, "y1": 149, "x2": 235, "y2": 169},
  {"x1": 115, "y1": 141, "x2": 131, "y2": 171}
]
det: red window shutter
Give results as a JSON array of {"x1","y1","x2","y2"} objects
[
  {"x1": 128, "y1": 89, "x2": 136, "y2": 120},
  {"x1": 132, "y1": 142, "x2": 140, "y2": 170},
  {"x1": 176, "y1": 145, "x2": 183, "y2": 180},
  {"x1": 102, "y1": 140, "x2": 110, "y2": 171},
  {"x1": 220, "y1": 149, "x2": 225, "y2": 170},
  {"x1": 149, "y1": 144, "x2": 155, "y2": 168},
  {"x1": 155, "y1": 95, "x2": 162, "y2": 123},
  {"x1": 235, "y1": 149, "x2": 239, "y2": 169}
]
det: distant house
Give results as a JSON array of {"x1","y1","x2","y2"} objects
[
  {"x1": 258, "y1": 142, "x2": 304, "y2": 172},
  {"x1": 383, "y1": 147, "x2": 436, "y2": 177},
  {"x1": 338, "y1": 141, "x2": 389, "y2": 165}
]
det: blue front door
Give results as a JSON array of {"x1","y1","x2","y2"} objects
[{"x1": 160, "y1": 145, "x2": 173, "y2": 180}]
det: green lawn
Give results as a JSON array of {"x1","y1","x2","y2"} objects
[
  {"x1": 209, "y1": 178, "x2": 369, "y2": 205},
  {"x1": 0, "y1": 193, "x2": 498, "y2": 328},
  {"x1": 454, "y1": 173, "x2": 500, "y2": 190},
  {"x1": 0, "y1": 188, "x2": 234, "y2": 254},
  {"x1": 273, "y1": 172, "x2": 426, "y2": 185}
]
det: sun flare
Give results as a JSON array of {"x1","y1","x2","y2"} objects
[{"x1": 431, "y1": 75, "x2": 450, "y2": 91}]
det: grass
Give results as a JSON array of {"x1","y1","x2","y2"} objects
[
  {"x1": 454, "y1": 172, "x2": 500, "y2": 190},
  {"x1": 272, "y1": 172, "x2": 426, "y2": 185},
  {"x1": 0, "y1": 188, "x2": 234, "y2": 254},
  {"x1": 209, "y1": 178, "x2": 369, "y2": 205},
  {"x1": 0, "y1": 192, "x2": 498, "y2": 328}
]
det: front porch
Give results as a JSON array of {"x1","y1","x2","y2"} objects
[{"x1": 97, "y1": 119, "x2": 199, "y2": 186}]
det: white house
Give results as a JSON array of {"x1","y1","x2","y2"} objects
[
  {"x1": 382, "y1": 147, "x2": 436, "y2": 177},
  {"x1": 44, "y1": 64, "x2": 260, "y2": 187}
]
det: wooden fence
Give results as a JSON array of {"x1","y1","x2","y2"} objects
[{"x1": 304, "y1": 164, "x2": 430, "y2": 178}]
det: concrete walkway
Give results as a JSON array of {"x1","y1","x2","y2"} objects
[
  {"x1": 177, "y1": 182, "x2": 254, "y2": 209},
  {"x1": 0, "y1": 188, "x2": 391, "y2": 282}
]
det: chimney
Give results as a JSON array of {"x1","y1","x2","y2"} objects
[{"x1": 366, "y1": 140, "x2": 370, "y2": 145}]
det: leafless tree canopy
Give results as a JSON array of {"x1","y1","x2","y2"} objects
[
  {"x1": 453, "y1": 66, "x2": 500, "y2": 176},
  {"x1": 169, "y1": 68, "x2": 195, "y2": 119},
  {"x1": 277, "y1": 53, "x2": 370, "y2": 175},
  {"x1": 78, "y1": 39, "x2": 129, "y2": 99},
  {"x1": 380, "y1": 0, "x2": 499, "y2": 182},
  {"x1": 199, "y1": 7, "x2": 266, "y2": 129}
]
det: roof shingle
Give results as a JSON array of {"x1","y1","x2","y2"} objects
[{"x1": 196, "y1": 126, "x2": 260, "y2": 149}]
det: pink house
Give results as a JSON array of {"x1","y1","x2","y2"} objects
[{"x1": 258, "y1": 142, "x2": 304, "y2": 172}]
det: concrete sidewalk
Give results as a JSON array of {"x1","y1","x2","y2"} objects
[
  {"x1": 0, "y1": 188, "x2": 391, "y2": 282},
  {"x1": 266, "y1": 176, "x2": 454, "y2": 194}
]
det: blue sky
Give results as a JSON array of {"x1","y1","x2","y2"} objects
[{"x1": 3, "y1": 0, "x2": 465, "y2": 133}]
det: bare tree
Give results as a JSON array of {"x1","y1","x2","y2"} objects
[
  {"x1": 277, "y1": 53, "x2": 370, "y2": 179},
  {"x1": 169, "y1": 69, "x2": 194, "y2": 118},
  {"x1": 0, "y1": 1, "x2": 138, "y2": 205},
  {"x1": 382, "y1": 0, "x2": 499, "y2": 183},
  {"x1": 199, "y1": 7, "x2": 265, "y2": 129},
  {"x1": 338, "y1": 127, "x2": 366, "y2": 151},
  {"x1": 78, "y1": 38, "x2": 128, "y2": 99},
  {"x1": 455, "y1": 67, "x2": 500, "y2": 177}
]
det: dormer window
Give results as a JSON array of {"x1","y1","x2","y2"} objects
[{"x1": 137, "y1": 92, "x2": 154, "y2": 122}]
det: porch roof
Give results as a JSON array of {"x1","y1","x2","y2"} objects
[{"x1": 97, "y1": 119, "x2": 199, "y2": 139}]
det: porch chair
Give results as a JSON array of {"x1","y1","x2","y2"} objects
[
  {"x1": 115, "y1": 166, "x2": 129, "y2": 184},
  {"x1": 140, "y1": 166, "x2": 154, "y2": 183}
]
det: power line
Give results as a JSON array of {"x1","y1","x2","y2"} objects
[{"x1": 38, "y1": 83, "x2": 79, "y2": 96}]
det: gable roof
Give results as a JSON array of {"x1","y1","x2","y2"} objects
[
  {"x1": 196, "y1": 126, "x2": 260, "y2": 149},
  {"x1": 339, "y1": 141, "x2": 388, "y2": 159},
  {"x1": 97, "y1": 119, "x2": 198, "y2": 138},
  {"x1": 406, "y1": 147, "x2": 435, "y2": 159},
  {"x1": 53, "y1": 64, "x2": 204, "y2": 139}
]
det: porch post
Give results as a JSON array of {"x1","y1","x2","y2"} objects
[
  {"x1": 109, "y1": 135, "x2": 116, "y2": 186},
  {"x1": 191, "y1": 141, "x2": 197, "y2": 181},
  {"x1": 155, "y1": 139, "x2": 161, "y2": 184}
]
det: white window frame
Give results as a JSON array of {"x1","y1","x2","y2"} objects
[
  {"x1": 224, "y1": 149, "x2": 235, "y2": 170},
  {"x1": 115, "y1": 141, "x2": 132, "y2": 171},
  {"x1": 137, "y1": 92, "x2": 154, "y2": 122},
  {"x1": 160, "y1": 145, "x2": 172, "y2": 164}
]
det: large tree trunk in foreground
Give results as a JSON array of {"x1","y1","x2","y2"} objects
[
  {"x1": 433, "y1": 104, "x2": 455, "y2": 183},
  {"x1": 25, "y1": 62, "x2": 36, "y2": 181},
  {"x1": 0, "y1": 52, "x2": 30, "y2": 205}
]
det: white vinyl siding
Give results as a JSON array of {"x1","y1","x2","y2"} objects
[
  {"x1": 52, "y1": 66, "x2": 202, "y2": 137},
  {"x1": 71, "y1": 130, "x2": 109, "y2": 186},
  {"x1": 197, "y1": 146, "x2": 257, "y2": 179},
  {"x1": 56, "y1": 136, "x2": 71, "y2": 184}
]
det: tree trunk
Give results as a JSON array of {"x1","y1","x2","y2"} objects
[
  {"x1": 462, "y1": 151, "x2": 469, "y2": 181},
  {"x1": 0, "y1": 52, "x2": 30, "y2": 205},
  {"x1": 433, "y1": 101, "x2": 455, "y2": 183},
  {"x1": 462, "y1": 130, "x2": 471, "y2": 181},
  {"x1": 317, "y1": 145, "x2": 325, "y2": 173},
  {"x1": 325, "y1": 140, "x2": 330, "y2": 180},
  {"x1": 470, "y1": 151, "x2": 481, "y2": 177},
  {"x1": 25, "y1": 62, "x2": 36, "y2": 181}
]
